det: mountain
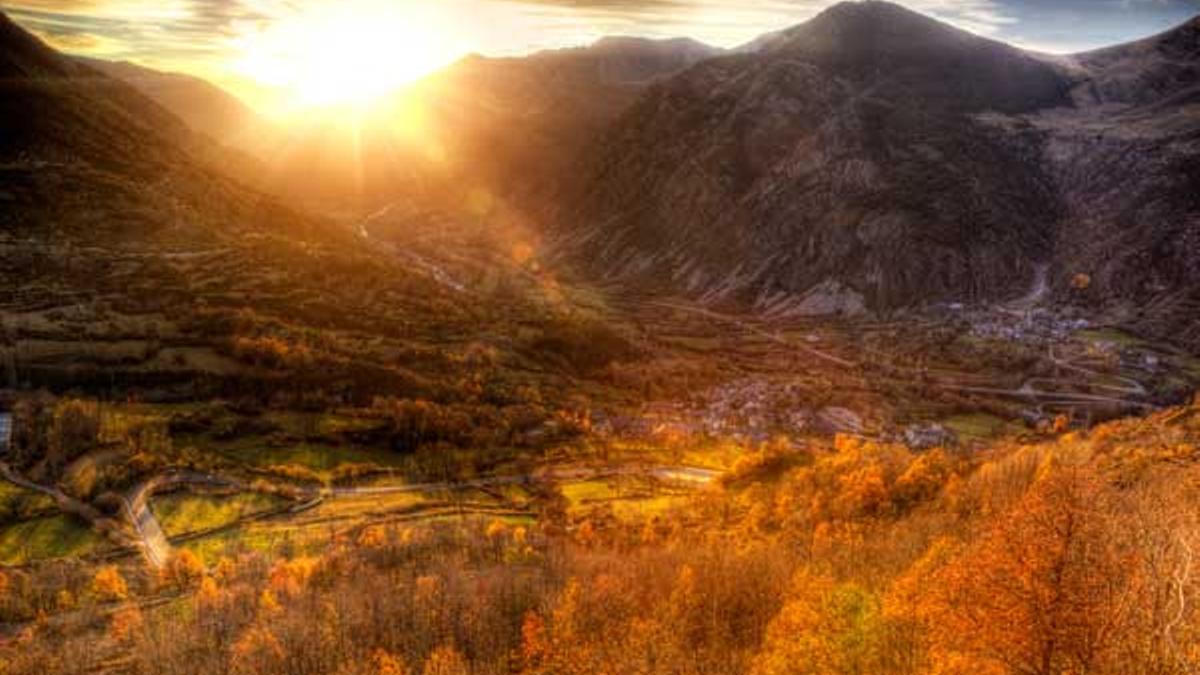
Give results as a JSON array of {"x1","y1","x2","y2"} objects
[
  {"x1": 733, "y1": 31, "x2": 784, "y2": 54},
  {"x1": 1037, "y1": 18, "x2": 1200, "y2": 347},
  {"x1": 0, "y1": 12, "x2": 203, "y2": 177},
  {"x1": 558, "y1": 1, "x2": 1073, "y2": 311},
  {"x1": 1071, "y1": 16, "x2": 1200, "y2": 106},
  {"x1": 419, "y1": 37, "x2": 724, "y2": 200},
  {"x1": 0, "y1": 11, "x2": 576, "y2": 400},
  {"x1": 558, "y1": 1, "x2": 1200, "y2": 350},
  {"x1": 77, "y1": 57, "x2": 270, "y2": 154},
  {"x1": 262, "y1": 36, "x2": 722, "y2": 210}
]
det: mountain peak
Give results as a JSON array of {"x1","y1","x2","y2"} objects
[
  {"x1": 758, "y1": 0, "x2": 1069, "y2": 113},
  {"x1": 588, "y1": 35, "x2": 722, "y2": 59},
  {"x1": 593, "y1": 35, "x2": 690, "y2": 49},
  {"x1": 0, "y1": 9, "x2": 80, "y2": 77},
  {"x1": 774, "y1": 0, "x2": 982, "y2": 55},
  {"x1": 814, "y1": 0, "x2": 929, "y2": 22}
]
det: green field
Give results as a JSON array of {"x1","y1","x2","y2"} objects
[
  {"x1": 0, "y1": 514, "x2": 105, "y2": 565},
  {"x1": 562, "y1": 478, "x2": 689, "y2": 518},
  {"x1": 0, "y1": 482, "x2": 56, "y2": 521},
  {"x1": 151, "y1": 492, "x2": 287, "y2": 537},
  {"x1": 211, "y1": 439, "x2": 407, "y2": 483},
  {"x1": 1077, "y1": 328, "x2": 1146, "y2": 348},
  {"x1": 941, "y1": 413, "x2": 1021, "y2": 441}
]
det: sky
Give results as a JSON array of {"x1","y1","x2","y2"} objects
[{"x1": 3, "y1": 0, "x2": 1199, "y2": 113}]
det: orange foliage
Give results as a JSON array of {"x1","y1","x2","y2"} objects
[
  {"x1": 231, "y1": 624, "x2": 286, "y2": 674},
  {"x1": 893, "y1": 449, "x2": 953, "y2": 505},
  {"x1": 195, "y1": 575, "x2": 222, "y2": 610},
  {"x1": 163, "y1": 549, "x2": 205, "y2": 589},
  {"x1": 752, "y1": 568, "x2": 883, "y2": 675},
  {"x1": 835, "y1": 464, "x2": 890, "y2": 516},
  {"x1": 486, "y1": 519, "x2": 508, "y2": 540},
  {"x1": 358, "y1": 526, "x2": 387, "y2": 549},
  {"x1": 914, "y1": 469, "x2": 1142, "y2": 673},
  {"x1": 90, "y1": 566, "x2": 128, "y2": 602},
  {"x1": 371, "y1": 648, "x2": 411, "y2": 675},
  {"x1": 520, "y1": 611, "x2": 549, "y2": 668},
  {"x1": 108, "y1": 606, "x2": 144, "y2": 644},
  {"x1": 267, "y1": 557, "x2": 318, "y2": 599},
  {"x1": 422, "y1": 645, "x2": 468, "y2": 675}
]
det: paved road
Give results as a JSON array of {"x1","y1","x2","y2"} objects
[
  {"x1": 646, "y1": 300, "x2": 859, "y2": 369},
  {"x1": 0, "y1": 461, "x2": 137, "y2": 554},
  {"x1": 122, "y1": 495, "x2": 170, "y2": 568},
  {"x1": 123, "y1": 473, "x2": 240, "y2": 568}
]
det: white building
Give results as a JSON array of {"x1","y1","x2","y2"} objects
[{"x1": 0, "y1": 411, "x2": 10, "y2": 455}]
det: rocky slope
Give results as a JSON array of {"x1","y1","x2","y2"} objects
[
  {"x1": 558, "y1": 1, "x2": 1200, "y2": 351},
  {"x1": 1035, "y1": 17, "x2": 1200, "y2": 348},
  {"x1": 560, "y1": 1, "x2": 1072, "y2": 314}
]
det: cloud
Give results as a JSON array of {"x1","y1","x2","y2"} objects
[
  {"x1": 3, "y1": 0, "x2": 1197, "y2": 103},
  {"x1": 2, "y1": 0, "x2": 291, "y2": 65},
  {"x1": 490, "y1": 0, "x2": 1019, "y2": 49}
]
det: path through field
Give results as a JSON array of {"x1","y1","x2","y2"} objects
[{"x1": 120, "y1": 464, "x2": 720, "y2": 567}]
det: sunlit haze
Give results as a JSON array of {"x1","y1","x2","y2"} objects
[
  {"x1": 5, "y1": 0, "x2": 1200, "y2": 116},
  {"x1": 233, "y1": 1, "x2": 470, "y2": 110}
]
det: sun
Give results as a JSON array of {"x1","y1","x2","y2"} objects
[{"x1": 234, "y1": 0, "x2": 466, "y2": 111}]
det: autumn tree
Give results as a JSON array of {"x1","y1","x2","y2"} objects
[
  {"x1": 371, "y1": 648, "x2": 411, "y2": 675},
  {"x1": 422, "y1": 645, "x2": 468, "y2": 675},
  {"x1": 42, "y1": 399, "x2": 100, "y2": 477},
  {"x1": 916, "y1": 468, "x2": 1142, "y2": 675},
  {"x1": 90, "y1": 566, "x2": 128, "y2": 603},
  {"x1": 163, "y1": 549, "x2": 205, "y2": 590},
  {"x1": 108, "y1": 606, "x2": 144, "y2": 644},
  {"x1": 230, "y1": 624, "x2": 287, "y2": 675},
  {"x1": 752, "y1": 568, "x2": 884, "y2": 675}
]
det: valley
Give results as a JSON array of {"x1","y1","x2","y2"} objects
[{"x1": 1, "y1": 1, "x2": 1200, "y2": 673}]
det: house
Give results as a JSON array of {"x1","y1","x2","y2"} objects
[{"x1": 0, "y1": 410, "x2": 10, "y2": 455}]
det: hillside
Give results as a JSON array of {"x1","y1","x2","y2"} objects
[
  {"x1": 558, "y1": 1, "x2": 1200, "y2": 352},
  {"x1": 77, "y1": 57, "x2": 269, "y2": 154},
  {"x1": 0, "y1": 13, "x2": 204, "y2": 178},
  {"x1": 7, "y1": 393, "x2": 1200, "y2": 674},
  {"x1": 260, "y1": 36, "x2": 722, "y2": 210},
  {"x1": 0, "y1": 10, "x2": 617, "y2": 408},
  {"x1": 1036, "y1": 17, "x2": 1200, "y2": 349},
  {"x1": 559, "y1": 1, "x2": 1072, "y2": 314}
]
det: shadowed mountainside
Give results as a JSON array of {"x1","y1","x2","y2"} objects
[
  {"x1": 77, "y1": 57, "x2": 271, "y2": 155},
  {"x1": 559, "y1": 1, "x2": 1072, "y2": 314},
  {"x1": 0, "y1": 12, "x2": 611, "y2": 402},
  {"x1": 1037, "y1": 17, "x2": 1200, "y2": 348},
  {"x1": 557, "y1": 1, "x2": 1200, "y2": 351}
]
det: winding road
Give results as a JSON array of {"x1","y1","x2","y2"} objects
[
  {"x1": 121, "y1": 464, "x2": 719, "y2": 568},
  {"x1": 122, "y1": 472, "x2": 242, "y2": 568}
]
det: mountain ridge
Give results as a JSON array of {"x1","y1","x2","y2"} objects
[
  {"x1": 555, "y1": 0, "x2": 1200, "y2": 351},
  {"x1": 76, "y1": 56, "x2": 270, "y2": 154}
]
